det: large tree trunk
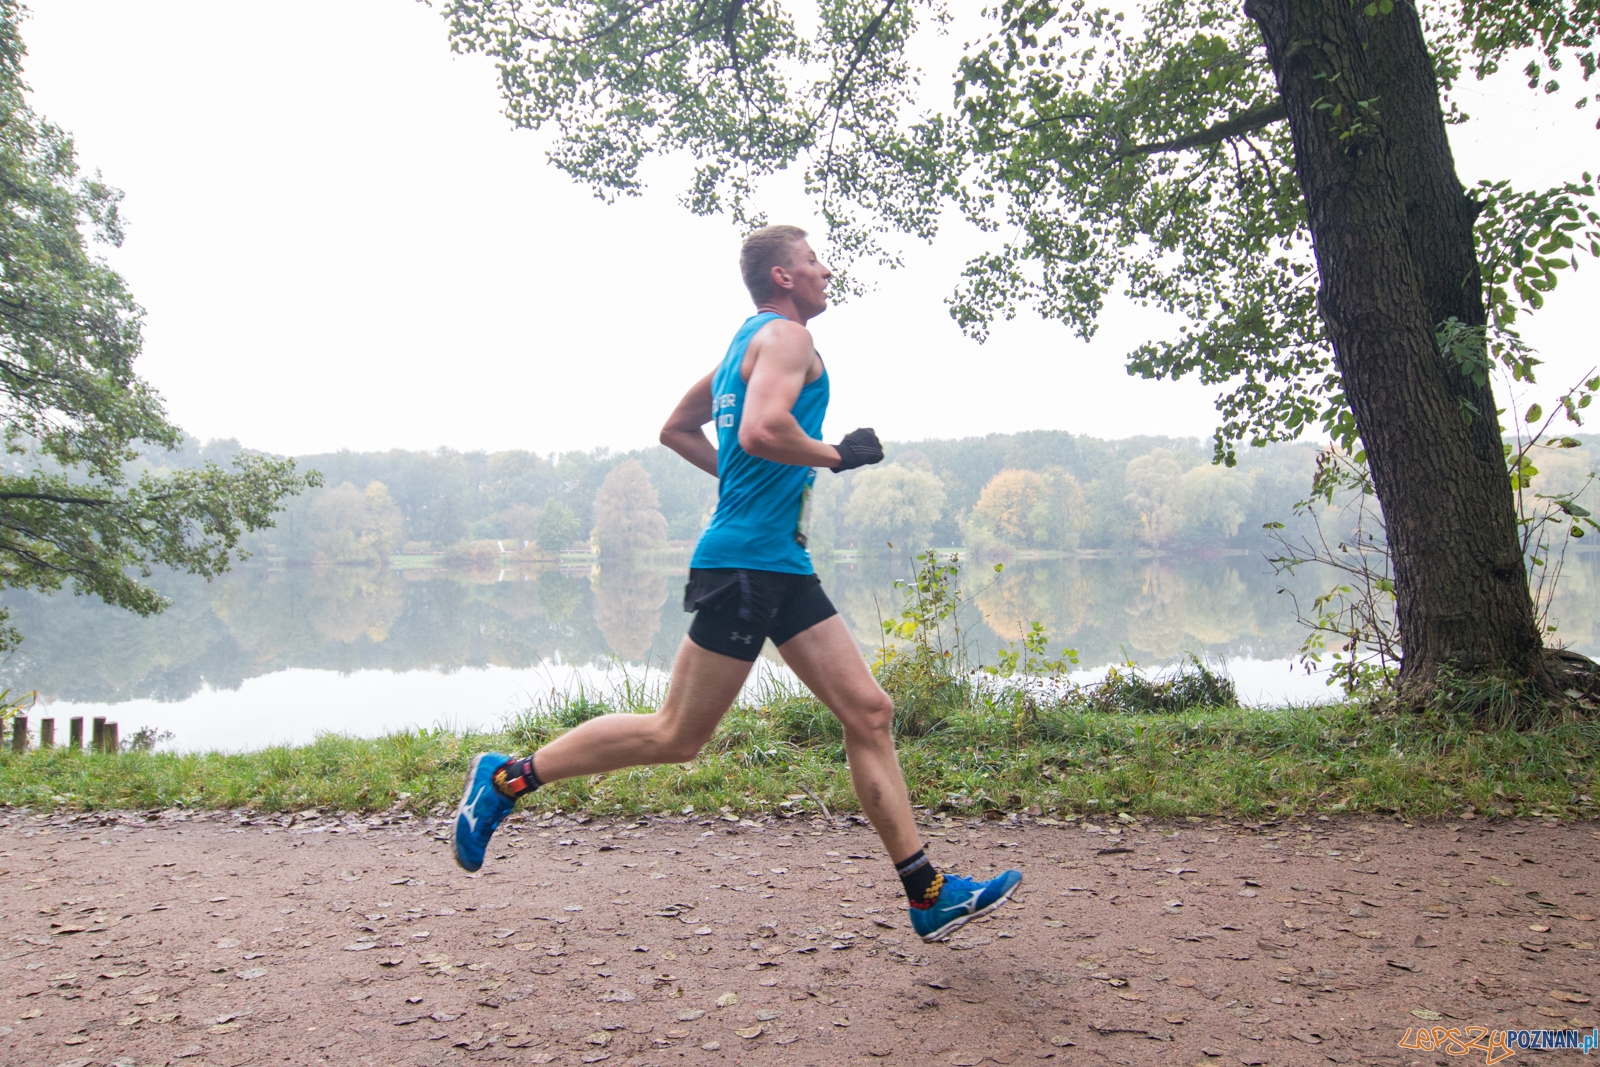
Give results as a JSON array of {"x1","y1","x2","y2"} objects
[{"x1": 1242, "y1": 0, "x2": 1543, "y2": 695}]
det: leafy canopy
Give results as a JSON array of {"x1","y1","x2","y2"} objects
[
  {"x1": 443, "y1": 0, "x2": 1600, "y2": 458},
  {"x1": 0, "y1": 8, "x2": 317, "y2": 642}
]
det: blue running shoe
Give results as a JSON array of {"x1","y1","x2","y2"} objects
[
  {"x1": 909, "y1": 869, "x2": 1023, "y2": 943},
  {"x1": 451, "y1": 752, "x2": 515, "y2": 873}
]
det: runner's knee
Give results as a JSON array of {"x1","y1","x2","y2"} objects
[
  {"x1": 842, "y1": 689, "x2": 895, "y2": 737},
  {"x1": 652, "y1": 717, "x2": 709, "y2": 764}
]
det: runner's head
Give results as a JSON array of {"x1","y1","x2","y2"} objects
[{"x1": 741, "y1": 224, "x2": 832, "y2": 320}]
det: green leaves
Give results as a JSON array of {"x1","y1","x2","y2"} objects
[
  {"x1": 1475, "y1": 176, "x2": 1600, "y2": 333},
  {"x1": 1458, "y1": 0, "x2": 1600, "y2": 123},
  {"x1": 443, "y1": 0, "x2": 950, "y2": 278}
]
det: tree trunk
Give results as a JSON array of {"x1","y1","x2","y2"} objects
[{"x1": 1242, "y1": 0, "x2": 1543, "y2": 695}]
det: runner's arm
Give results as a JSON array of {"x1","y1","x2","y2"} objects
[
  {"x1": 660, "y1": 371, "x2": 719, "y2": 476},
  {"x1": 740, "y1": 322, "x2": 841, "y2": 468}
]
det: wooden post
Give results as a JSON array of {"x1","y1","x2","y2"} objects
[
  {"x1": 10, "y1": 715, "x2": 26, "y2": 753},
  {"x1": 69, "y1": 716, "x2": 83, "y2": 750},
  {"x1": 92, "y1": 717, "x2": 105, "y2": 752},
  {"x1": 39, "y1": 718, "x2": 53, "y2": 748},
  {"x1": 105, "y1": 722, "x2": 119, "y2": 754}
]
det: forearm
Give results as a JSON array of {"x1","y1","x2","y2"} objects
[
  {"x1": 662, "y1": 427, "x2": 719, "y2": 476},
  {"x1": 741, "y1": 418, "x2": 841, "y2": 468}
]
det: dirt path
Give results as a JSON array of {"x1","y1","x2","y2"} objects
[{"x1": 2, "y1": 805, "x2": 1596, "y2": 1067}]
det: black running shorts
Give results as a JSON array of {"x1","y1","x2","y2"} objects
[{"x1": 684, "y1": 568, "x2": 838, "y2": 661}]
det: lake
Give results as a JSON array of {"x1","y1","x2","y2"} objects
[{"x1": 5, "y1": 549, "x2": 1597, "y2": 751}]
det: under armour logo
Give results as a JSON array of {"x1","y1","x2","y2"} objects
[{"x1": 729, "y1": 631, "x2": 754, "y2": 645}]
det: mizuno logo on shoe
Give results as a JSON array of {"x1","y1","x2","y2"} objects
[
  {"x1": 460, "y1": 786, "x2": 486, "y2": 832},
  {"x1": 955, "y1": 888, "x2": 986, "y2": 914}
]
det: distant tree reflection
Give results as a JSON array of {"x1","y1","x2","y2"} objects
[
  {"x1": 592, "y1": 563, "x2": 667, "y2": 661},
  {"x1": 537, "y1": 571, "x2": 588, "y2": 624}
]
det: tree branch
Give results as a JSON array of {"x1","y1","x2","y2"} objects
[
  {"x1": 822, "y1": 0, "x2": 898, "y2": 114},
  {"x1": 1115, "y1": 100, "x2": 1287, "y2": 159},
  {"x1": 0, "y1": 490, "x2": 112, "y2": 507},
  {"x1": 722, "y1": 0, "x2": 748, "y2": 102},
  {"x1": 1015, "y1": 110, "x2": 1097, "y2": 132}
]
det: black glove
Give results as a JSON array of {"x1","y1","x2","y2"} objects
[{"x1": 831, "y1": 427, "x2": 884, "y2": 472}]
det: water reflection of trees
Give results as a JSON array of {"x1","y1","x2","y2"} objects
[
  {"x1": 833, "y1": 554, "x2": 1349, "y2": 669},
  {"x1": 591, "y1": 563, "x2": 667, "y2": 662},
  {"x1": 6, "y1": 553, "x2": 1599, "y2": 703}
]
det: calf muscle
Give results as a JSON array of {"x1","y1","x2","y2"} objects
[{"x1": 530, "y1": 637, "x2": 752, "y2": 783}]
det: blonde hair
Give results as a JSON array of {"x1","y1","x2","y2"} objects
[{"x1": 740, "y1": 224, "x2": 809, "y2": 303}]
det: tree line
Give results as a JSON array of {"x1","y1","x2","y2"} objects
[{"x1": 202, "y1": 431, "x2": 1597, "y2": 562}]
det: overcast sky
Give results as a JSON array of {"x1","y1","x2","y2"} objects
[{"x1": 19, "y1": 1, "x2": 1600, "y2": 458}]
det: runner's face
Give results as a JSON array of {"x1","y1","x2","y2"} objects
[{"x1": 783, "y1": 239, "x2": 832, "y2": 318}]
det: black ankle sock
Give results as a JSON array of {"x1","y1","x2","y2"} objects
[
  {"x1": 492, "y1": 754, "x2": 542, "y2": 800},
  {"x1": 895, "y1": 848, "x2": 944, "y2": 909}
]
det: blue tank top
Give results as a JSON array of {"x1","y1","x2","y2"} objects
[{"x1": 690, "y1": 312, "x2": 829, "y2": 575}]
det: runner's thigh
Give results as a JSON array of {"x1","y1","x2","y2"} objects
[
  {"x1": 775, "y1": 614, "x2": 889, "y2": 729},
  {"x1": 657, "y1": 635, "x2": 757, "y2": 745}
]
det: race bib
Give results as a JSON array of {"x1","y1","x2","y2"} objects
[{"x1": 794, "y1": 482, "x2": 814, "y2": 548}]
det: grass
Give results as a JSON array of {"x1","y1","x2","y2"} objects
[{"x1": 1, "y1": 671, "x2": 1595, "y2": 823}]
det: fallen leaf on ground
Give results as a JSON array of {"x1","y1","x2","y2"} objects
[{"x1": 1550, "y1": 991, "x2": 1592, "y2": 1004}]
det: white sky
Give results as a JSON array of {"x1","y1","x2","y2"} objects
[{"x1": 18, "y1": 1, "x2": 1600, "y2": 457}]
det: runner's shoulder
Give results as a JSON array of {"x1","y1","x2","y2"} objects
[{"x1": 753, "y1": 315, "x2": 814, "y2": 354}]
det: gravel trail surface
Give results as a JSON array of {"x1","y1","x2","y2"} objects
[{"x1": 3, "y1": 806, "x2": 1596, "y2": 1066}]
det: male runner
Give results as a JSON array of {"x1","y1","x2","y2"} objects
[{"x1": 451, "y1": 224, "x2": 1020, "y2": 942}]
